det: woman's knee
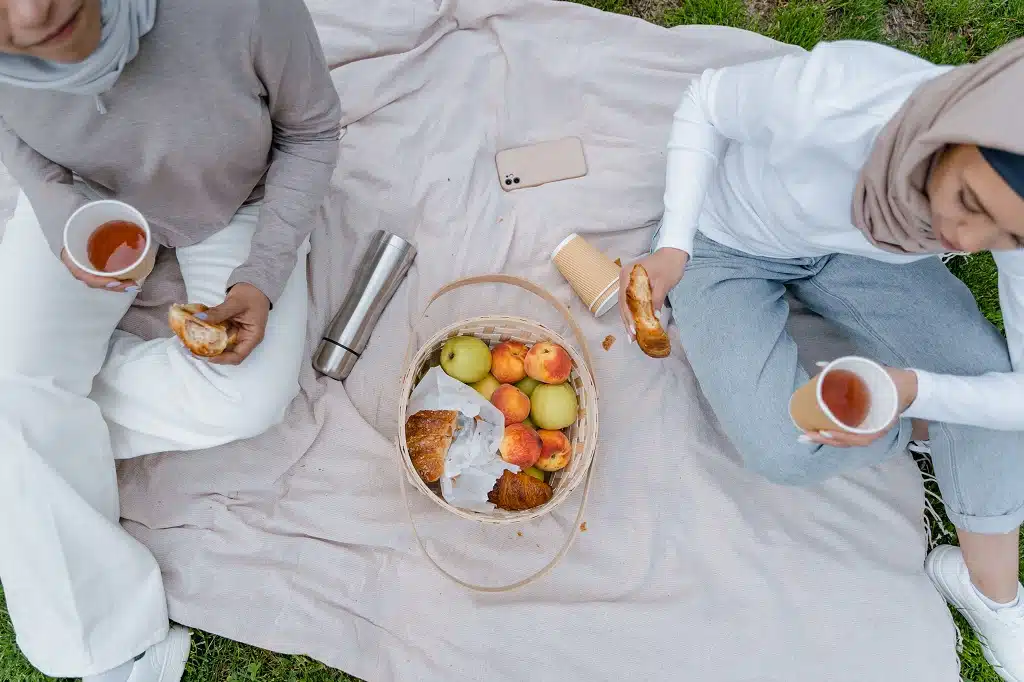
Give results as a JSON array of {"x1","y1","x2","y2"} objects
[
  {"x1": 741, "y1": 445, "x2": 831, "y2": 486},
  {"x1": 206, "y1": 372, "x2": 298, "y2": 441}
]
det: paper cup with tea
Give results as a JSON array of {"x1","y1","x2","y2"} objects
[
  {"x1": 551, "y1": 233, "x2": 620, "y2": 317},
  {"x1": 63, "y1": 200, "x2": 156, "y2": 282},
  {"x1": 789, "y1": 356, "x2": 899, "y2": 435}
]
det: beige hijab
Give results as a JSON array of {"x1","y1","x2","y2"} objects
[{"x1": 852, "y1": 38, "x2": 1024, "y2": 253}]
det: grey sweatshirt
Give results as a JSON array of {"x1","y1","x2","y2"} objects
[{"x1": 0, "y1": 0, "x2": 342, "y2": 304}]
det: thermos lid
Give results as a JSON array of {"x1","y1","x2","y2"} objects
[{"x1": 312, "y1": 339, "x2": 360, "y2": 381}]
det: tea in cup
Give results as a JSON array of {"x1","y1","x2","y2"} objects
[
  {"x1": 789, "y1": 356, "x2": 899, "y2": 435},
  {"x1": 63, "y1": 200, "x2": 155, "y2": 282}
]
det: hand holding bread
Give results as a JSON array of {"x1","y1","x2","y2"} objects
[
  {"x1": 618, "y1": 249, "x2": 687, "y2": 358},
  {"x1": 169, "y1": 303, "x2": 238, "y2": 357},
  {"x1": 171, "y1": 283, "x2": 271, "y2": 365},
  {"x1": 625, "y1": 264, "x2": 671, "y2": 358}
]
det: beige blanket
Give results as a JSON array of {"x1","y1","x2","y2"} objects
[{"x1": 0, "y1": 1, "x2": 959, "y2": 679}]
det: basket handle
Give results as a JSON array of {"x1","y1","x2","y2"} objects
[
  {"x1": 398, "y1": 273, "x2": 599, "y2": 591},
  {"x1": 396, "y1": 437, "x2": 595, "y2": 592},
  {"x1": 410, "y1": 274, "x2": 597, "y2": 390}
]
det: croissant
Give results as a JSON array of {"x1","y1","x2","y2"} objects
[
  {"x1": 168, "y1": 303, "x2": 238, "y2": 358},
  {"x1": 405, "y1": 410, "x2": 460, "y2": 484},
  {"x1": 487, "y1": 470, "x2": 553, "y2": 511},
  {"x1": 626, "y1": 264, "x2": 671, "y2": 359}
]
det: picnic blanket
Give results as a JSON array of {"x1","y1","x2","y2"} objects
[{"x1": 0, "y1": 1, "x2": 960, "y2": 680}]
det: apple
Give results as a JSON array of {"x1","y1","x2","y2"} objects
[
  {"x1": 531, "y1": 383, "x2": 578, "y2": 430},
  {"x1": 491, "y1": 384, "x2": 531, "y2": 425},
  {"x1": 524, "y1": 342, "x2": 572, "y2": 384},
  {"x1": 522, "y1": 416, "x2": 537, "y2": 431},
  {"x1": 524, "y1": 466, "x2": 546, "y2": 481},
  {"x1": 499, "y1": 423, "x2": 543, "y2": 468},
  {"x1": 490, "y1": 341, "x2": 529, "y2": 384},
  {"x1": 536, "y1": 430, "x2": 572, "y2": 472},
  {"x1": 471, "y1": 374, "x2": 501, "y2": 400},
  {"x1": 515, "y1": 376, "x2": 541, "y2": 397},
  {"x1": 440, "y1": 336, "x2": 492, "y2": 384}
]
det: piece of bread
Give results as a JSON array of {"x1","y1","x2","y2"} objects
[
  {"x1": 168, "y1": 303, "x2": 238, "y2": 358},
  {"x1": 626, "y1": 264, "x2": 671, "y2": 359},
  {"x1": 405, "y1": 410, "x2": 460, "y2": 484},
  {"x1": 487, "y1": 470, "x2": 553, "y2": 511}
]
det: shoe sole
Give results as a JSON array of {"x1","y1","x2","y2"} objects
[
  {"x1": 158, "y1": 626, "x2": 191, "y2": 682},
  {"x1": 926, "y1": 548, "x2": 1022, "y2": 682}
]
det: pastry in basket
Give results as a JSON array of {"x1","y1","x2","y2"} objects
[
  {"x1": 626, "y1": 264, "x2": 671, "y2": 359},
  {"x1": 169, "y1": 303, "x2": 238, "y2": 358},
  {"x1": 488, "y1": 470, "x2": 553, "y2": 511},
  {"x1": 405, "y1": 409, "x2": 460, "y2": 484}
]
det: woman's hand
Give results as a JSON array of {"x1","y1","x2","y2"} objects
[
  {"x1": 200, "y1": 283, "x2": 271, "y2": 366},
  {"x1": 61, "y1": 249, "x2": 139, "y2": 293},
  {"x1": 618, "y1": 247, "x2": 689, "y2": 341},
  {"x1": 801, "y1": 367, "x2": 919, "y2": 448}
]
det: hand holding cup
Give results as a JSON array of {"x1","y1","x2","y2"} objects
[
  {"x1": 62, "y1": 200, "x2": 155, "y2": 294},
  {"x1": 793, "y1": 357, "x2": 918, "y2": 448}
]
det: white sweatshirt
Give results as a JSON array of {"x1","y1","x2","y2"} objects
[{"x1": 655, "y1": 39, "x2": 1024, "y2": 431}]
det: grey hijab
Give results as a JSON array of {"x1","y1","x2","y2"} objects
[{"x1": 0, "y1": 0, "x2": 157, "y2": 97}]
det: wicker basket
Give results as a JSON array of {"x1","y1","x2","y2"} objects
[{"x1": 396, "y1": 274, "x2": 599, "y2": 590}]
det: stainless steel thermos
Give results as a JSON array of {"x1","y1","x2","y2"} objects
[{"x1": 313, "y1": 231, "x2": 416, "y2": 381}]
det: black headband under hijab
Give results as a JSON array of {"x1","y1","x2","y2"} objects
[{"x1": 980, "y1": 146, "x2": 1024, "y2": 200}]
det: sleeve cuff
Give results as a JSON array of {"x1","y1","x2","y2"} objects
[
  {"x1": 901, "y1": 369, "x2": 936, "y2": 421},
  {"x1": 226, "y1": 264, "x2": 288, "y2": 308},
  {"x1": 653, "y1": 213, "x2": 695, "y2": 257}
]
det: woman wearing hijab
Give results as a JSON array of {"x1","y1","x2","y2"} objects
[
  {"x1": 0, "y1": 1, "x2": 341, "y2": 681},
  {"x1": 619, "y1": 38, "x2": 1024, "y2": 679}
]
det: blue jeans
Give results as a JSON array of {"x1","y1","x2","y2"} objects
[{"x1": 670, "y1": 232, "x2": 1024, "y2": 534}]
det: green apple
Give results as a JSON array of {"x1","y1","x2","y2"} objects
[
  {"x1": 524, "y1": 466, "x2": 545, "y2": 481},
  {"x1": 440, "y1": 336, "x2": 492, "y2": 384},
  {"x1": 515, "y1": 376, "x2": 541, "y2": 397},
  {"x1": 471, "y1": 374, "x2": 501, "y2": 400},
  {"x1": 522, "y1": 416, "x2": 536, "y2": 431},
  {"x1": 530, "y1": 383, "x2": 578, "y2": 430}
]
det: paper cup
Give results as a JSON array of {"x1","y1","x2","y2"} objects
[
  {"x1": 63, "y1": 200, "x2": 156, "y2": 282},
  {"x1": 551, "y1": 233, "x2": 620, "y2": 317},
  {"x1": 789, "y1": 356, "x2": 899, "y2": 435}
]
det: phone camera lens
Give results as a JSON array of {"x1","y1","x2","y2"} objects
[
  {"x1": 505, "y1": 179, "x2": 512, "y2": 186},
  {"x1": 513, "y1": 177, "x2": 520, "y2": 184}
]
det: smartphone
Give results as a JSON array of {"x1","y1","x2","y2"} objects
[{"x1": 495, "y1": 137, "x2": 588, "y2": 191}]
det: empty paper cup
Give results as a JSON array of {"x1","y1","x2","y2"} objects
[
  {"x1": 789, "y1": 356, "x2": 899, "y2": 435},
  {"x1": 63, "y1": 200, "x2": 156, "y2": 282},
  {"x1": 551, "y1": 233, "x2": 621, "y2": 317}
]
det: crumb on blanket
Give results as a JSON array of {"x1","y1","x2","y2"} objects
[
  {"x1": 614, "y1": 258, "x2": 622, "y2": 267},
  {"x1": 602, "y1": 335, "x2": 616, "y2": 351},
  {"x1": 580, "y1": 522, "x2": 588, "y2": 532}
]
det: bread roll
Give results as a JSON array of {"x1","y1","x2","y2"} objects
[
  {"x1": 487, "y1": 470, "x2": 553, "y2": 511},
  {"x1": 405, "y1": 410, "x2": 460, "y2": 484},
  {"x1": 626, "y1": 264, "x2": 671, "y2": 359},
  {"x1": 168, "y1": 303, "x2": 238, "y2": 358}
]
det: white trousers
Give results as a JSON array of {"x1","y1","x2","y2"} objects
[{"x1": 0, "y1": 193, "x2": 309, "y2": 677}]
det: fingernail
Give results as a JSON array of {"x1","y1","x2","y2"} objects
[
  {"x1": 196, "y1": 313, "x2": 208, "y2": 320},
  {"x1": 125, "y1": 286, "x2": 140, "y2": 294},
  {"x1": 797, "y1": 435, "x2": 813, "y2": 444},
  {"x1": 820, "y1": 431, "x2": 833, "y2": 438},
  {"x1": 654, "y1": 310, "x2": 662, "y2": 320},
  {"x1": 815, "y1": 361, "x2": 829, "y2": 368},
  {"x1": 105, "y1": 282, "x2": 120, "y2": 289}
]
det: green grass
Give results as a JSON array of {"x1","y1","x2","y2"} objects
[{"x1": 2, "y1": 1, "x2": 1023, "y2": 680}]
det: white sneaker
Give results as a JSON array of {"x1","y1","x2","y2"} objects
[
  {"x1": 129, "y1": 625, "x2": 190, "y2": 682},
  {"x1": 83, "y1": 625, "x2": 191, "y2": 682},
  {"x1": 926, "y1": 545, "x2": 1024, "y2": 682}
]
